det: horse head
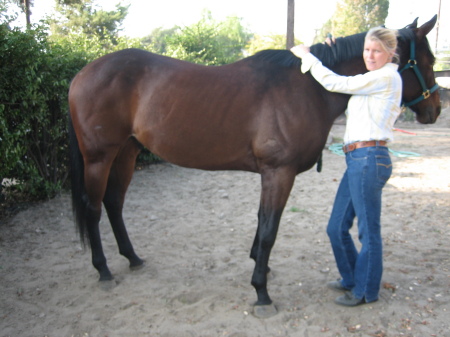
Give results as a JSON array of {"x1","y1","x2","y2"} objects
[{"x1": 398, "y1": 15, "x2": 441, "y2": 124}]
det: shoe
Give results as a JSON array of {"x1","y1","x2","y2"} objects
[
  {"x1": 334, "y1": 291, "x2": 365, "y2": 307},
  {"x1": 327, "y1": 279, "x2": 350, "y2": 292}
]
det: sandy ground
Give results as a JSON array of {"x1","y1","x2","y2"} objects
[{"x1": 1, "y1": 109, "x2": 449, "y2": 337}]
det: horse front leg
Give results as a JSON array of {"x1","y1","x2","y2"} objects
[
  {"x1": 250, "y1": 205, "x2": 271, "y2": 274},
  {"x1": 251, "y1": 167, "x2": 296, "y2": 318},
  {"x1": 250, "y1": 205, "x2": 261, "y2": 262}
]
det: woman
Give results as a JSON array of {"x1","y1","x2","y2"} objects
[{"x1": 291, "y1": 27, "x2": 402, "y2": 306}]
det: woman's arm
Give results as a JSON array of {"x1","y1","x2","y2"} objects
[{"x1": 291, "y1": 45, "x2": 390, "y2": 95}]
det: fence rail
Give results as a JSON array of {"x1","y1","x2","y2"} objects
[{"x1": 436, "y1": 70, "x2": 450, "y2": 77}]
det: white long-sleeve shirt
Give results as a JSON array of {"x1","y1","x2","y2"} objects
[{"x1": 301, "y1": 53, "x2": 403, "y2": 145}]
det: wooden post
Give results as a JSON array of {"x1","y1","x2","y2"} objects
[{"x1": 286, "y1": 0, "x2": 295, "y2": 49}]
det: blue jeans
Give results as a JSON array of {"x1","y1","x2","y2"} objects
[{"x1": 327, "y1": 146, "x2": 392, "y2": 302}]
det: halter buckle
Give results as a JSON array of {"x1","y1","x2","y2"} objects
[{"x1": 422, "y1": 90, "x2": 431, "y2": 99}]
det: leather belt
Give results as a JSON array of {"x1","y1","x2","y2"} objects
[{"x1": 343, "y1": 140, "x2": 387, "y2": 154}]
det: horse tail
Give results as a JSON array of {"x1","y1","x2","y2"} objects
[{"x1": 68, "y1": 111, "x2": 89, "y2": 247}]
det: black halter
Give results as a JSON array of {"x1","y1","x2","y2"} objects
[{"x1": 399, "y1": 39, "x2": 439, "y2": 107}]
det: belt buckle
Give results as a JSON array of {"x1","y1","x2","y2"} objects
[
  {"x1": 348, "y1": 143, "x2": 356, "y2": 152},
  {"x1": 344, "y1": 143, "x2": 356, "y2": 153}
]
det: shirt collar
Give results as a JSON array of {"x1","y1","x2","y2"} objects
[{"x1": 385, "y1": 63, "x2": 399, "y2": 71}]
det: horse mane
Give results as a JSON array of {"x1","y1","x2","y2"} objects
[
  {"x1": 310, "y1": 32, "x2": 367, "y2": 67},
  {"x1": 249, "y1": 32, "x2": 367, "y2": 69},
  {"x1": 250, "y1": 27, "x2": 422, "y2": 69}
]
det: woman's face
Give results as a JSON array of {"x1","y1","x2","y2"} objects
[{"x1": 363, "y1": 40, "x2": 392, "y2": 71}]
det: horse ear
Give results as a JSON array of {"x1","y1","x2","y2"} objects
[
  {"x1": 416, "y1": 15, "x2": 438, "y2": 39},
  {"x1": 405, "y1": 17, "x2": 419, "y2": 29}
]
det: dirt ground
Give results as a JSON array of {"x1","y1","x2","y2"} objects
[{"x1": 1, "y1": 108, "x2": 449, "y2": 337}]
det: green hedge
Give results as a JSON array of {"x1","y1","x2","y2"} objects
[{"x1": 0, "y1": 25, "x2": 88, "y2": 199}]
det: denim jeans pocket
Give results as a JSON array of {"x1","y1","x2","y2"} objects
[
  {"x1": 375, "y1": 154, "x2": 392, "y2": 187},
  {"x1": 348, "y1": 150, "x2": 368, "y2": 160}
]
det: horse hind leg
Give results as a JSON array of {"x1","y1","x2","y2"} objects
[
  {"x1": 83, "y1": 160, "x2": 117, "y2": 282},
  {"x1": 103, "y1": 138, "x2": 144, "y2": 270},
  {"x1": 69, "y1": 114, "x2": 115, "y2": 282}
]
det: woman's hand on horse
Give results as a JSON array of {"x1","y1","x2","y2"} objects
[{"x1": 291, "y1": 45, "x2": 310, "y2": 58}]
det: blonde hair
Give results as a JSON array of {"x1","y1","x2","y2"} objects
[{"x1": 365, "y1": 27, "x2": 399, "y2": 64}]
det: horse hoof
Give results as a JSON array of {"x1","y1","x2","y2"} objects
[
  {"x1": 130, "y1": 259, "x2": 145, "y2": 270},
  {"x1": 253, "y1": 303, "x2": 278, "y2": 318},
  {"x1": 98, "y1": 279, "x2": 117, "y2": 291}
]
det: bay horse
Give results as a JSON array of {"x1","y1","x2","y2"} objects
[{"x1": 68, "y1": 16, "x2": 440, "y2": 318}]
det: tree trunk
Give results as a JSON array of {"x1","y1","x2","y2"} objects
[
  {"x1": 286, "y1": 0, "x2": 295, "y2": 49},
  {"x1": 24, "y1": 0, "x2": 31, "y2": 28}
]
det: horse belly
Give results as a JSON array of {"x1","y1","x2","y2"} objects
[{"x1": 136, "y1": 122, "x2": 258, "y2": 172}]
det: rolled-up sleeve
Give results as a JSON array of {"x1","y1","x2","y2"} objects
[{"x1": 300, "y1": 53, "x2": 318, "y2": 73}]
